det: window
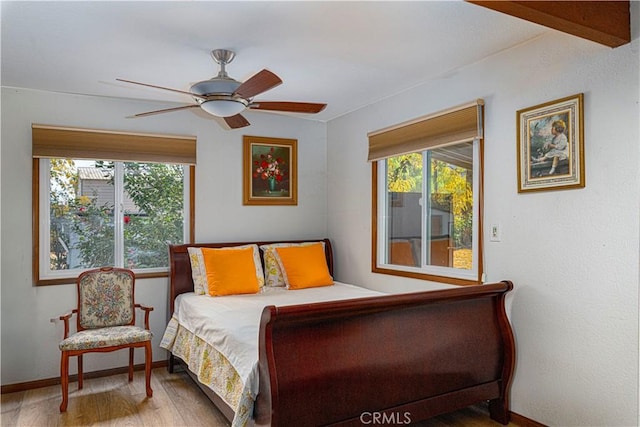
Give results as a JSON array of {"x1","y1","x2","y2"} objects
[
  {"x1": 369, "y1": 101, "x2": 483, "y2": 285},
  {"x1": 32, "y1": 125, "x2": 196, "y2": 285}
]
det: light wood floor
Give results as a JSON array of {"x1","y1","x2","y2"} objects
[{"x1": 1, "y1": 367, "x2": 517, "y2": 426}]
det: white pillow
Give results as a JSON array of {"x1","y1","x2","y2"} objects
[{"x1": 187, "y1": 247, "x2": 208, "y2": 295}]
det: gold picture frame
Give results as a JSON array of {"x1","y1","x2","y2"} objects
[
  {"x1": 517, "y1": 93, "x2": 585, "y2": 193},
  {"x1": 243, "y1": 135, "x2": 298, "y2": 205}
]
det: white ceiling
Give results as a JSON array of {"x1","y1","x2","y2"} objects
[{"x1": 1, "y1": 1, "x2": 551, "y2": 123}]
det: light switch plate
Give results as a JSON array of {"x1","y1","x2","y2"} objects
[{"x1": 490, "y1": 224, "x2": 501, "y2": 242}]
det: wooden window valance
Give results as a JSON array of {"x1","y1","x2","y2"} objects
[
  {"x1": 32, "y1": 124, "x2": 197, "y2": 165},
  {"x1": 367, "y1": 99, "x2": 484, "y2": 162}
]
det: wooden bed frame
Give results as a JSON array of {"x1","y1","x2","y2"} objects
[{"x1": 167, "y1": 238, "x2": 515, "y2": 426}]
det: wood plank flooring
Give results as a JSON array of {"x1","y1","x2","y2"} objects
[{"x1": 1, "y1": 367, "x2": 517, "y2": 426}]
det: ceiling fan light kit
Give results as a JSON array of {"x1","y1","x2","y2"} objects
[
  {"x1": 200, "y1": 99, "x2": 247, "y2": 117},
  {"x1": 117, "y1": 48, "x2": 326, "y2": 129}
]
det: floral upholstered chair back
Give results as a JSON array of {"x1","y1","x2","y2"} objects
[{"x1": 77, "y1": 267, "x2": 135, "y2": 331}]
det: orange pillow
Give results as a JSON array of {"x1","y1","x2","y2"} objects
[
  {"x1": 201, "y1": 246, "x2": 260, "y2": 296},
  {"x1": 275, "y1": 243, "x2": 333, "y2": 289}
]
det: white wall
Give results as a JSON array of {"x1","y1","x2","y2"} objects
[
  {"x1": 0, "y1": 88, "x2": 327, "y2": 385},
  {"x1": 327, "y1": 7, "x2": 640, "y2": 426}
]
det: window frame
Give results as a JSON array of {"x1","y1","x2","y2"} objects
[
  {"x1": 369, "y1": 101, "x2": 484, "y2": 286},
  {"x1": 33, "y1": 159, "x2": 195, "y2": 285},
  {"x1": 32, "y1": 125, "x2": 196, "y2": 285},
  {"x1": 371, "y1": 140, "x2": 483, "y2": 286}
]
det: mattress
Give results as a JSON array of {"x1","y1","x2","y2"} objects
[{"x1": 160, "y1": 282, "x2": 386, "y2": 427}]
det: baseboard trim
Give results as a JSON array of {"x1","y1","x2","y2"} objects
[
  {"x1": 0, "y1": 360, "x2": 167, "y2": 394},
  {"x1": 510, "y1": 410, "x2": 548, "y2": 427}
]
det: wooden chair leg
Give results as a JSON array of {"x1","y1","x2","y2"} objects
[
  {"x1": 60, "y1": 351, "x2": 69, "y2": 412},
  {"x1": 128, "y1": 347, "x2": 134, "y2": 382},
  {"x1": 77, "y1": 354, "x2": 83, "y2": 390},
  {"x1": 144, "y1": 341, "x2": 153, "y2": 397}
]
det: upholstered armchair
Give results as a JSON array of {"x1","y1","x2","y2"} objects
[{"x1": 58, "y1": 267, "x2": 153, "y2": 412}]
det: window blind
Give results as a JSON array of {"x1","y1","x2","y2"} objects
[
  {"x1": 32, "y1": 124, "x2": 197, "y2": 165},
  {"x1": 367, "y1": 99, "x2": 484, "y2": 162}
]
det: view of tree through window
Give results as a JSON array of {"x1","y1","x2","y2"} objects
[
  {"x1": 48, "y1": 158, "x2": 185, "y2": 272},
  {"x1": 384, "y1": 143, "x2": 474, "y2": 271},
  {"x1": 430, "y1": 154, "x2": 473, "y2": 270}
]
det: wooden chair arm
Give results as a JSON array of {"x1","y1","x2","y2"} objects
[
  {"x1": 135, "y1": 304, "x2": 154, "y2": 330},
  {"x1": 59, "y1": 309, "x2": 77, "y2": 339}
]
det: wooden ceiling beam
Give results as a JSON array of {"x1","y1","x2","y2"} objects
[{"x1": 466, "y1": 1, "x2": 631, "y2": 48}]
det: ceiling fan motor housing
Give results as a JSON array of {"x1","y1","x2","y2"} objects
[
  {"x1": 191, "y1": 48, "x2": 242, "y2": 101},
  {"x1": 190, "y1": 78, "x2": 248, "y2": 116},
  {"x1": 190, "y1": 78, "x2": 242, "y2": 99}
]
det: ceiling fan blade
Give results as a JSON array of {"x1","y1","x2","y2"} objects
[
  {"x1": 233, "y1": 69, "x2": 282, "y2": 99},
  {"x1": 249, "y1": 101, "x2": 327, "y2": 114},
  {"x1": 224, "y1": 114, "x2": 251, "y2": 129},
  {"x1": 116, "y1": 78, "x2": 206, "y2": 100},
  {"x1": 128, "y1": 104, "x2": 200, "y2": 118}
]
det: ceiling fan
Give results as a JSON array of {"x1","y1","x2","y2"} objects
[{"x1": 117, "y1": 49, "x2": 327, "y2": 129}]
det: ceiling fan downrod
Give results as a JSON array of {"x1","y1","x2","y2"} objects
[{"x1": 211, "y1": 49, "x2": 235, "y2": 78}]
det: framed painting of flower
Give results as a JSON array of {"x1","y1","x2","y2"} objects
[{"x1": 243, "y1": 135, "x2": 297, "y2": 205}]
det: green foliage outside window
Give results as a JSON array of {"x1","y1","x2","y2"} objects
[
  {"x1": 49, "y1": 159, "x2": 78, "y2": 270},
  {"x1": 386, "y1": 153, "x2": 473, "y2": 249},
  {"x1": 49, "y1": 159, "x2": 184, "y2": 270},
  {"x1": 387, "y1": 153, "x2": 422, "y2": 193},
  {"x1": 121, "y1": 162, "x2": 184, "y2": 268}
]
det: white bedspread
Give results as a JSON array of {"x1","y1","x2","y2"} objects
[{"x1": 161, "y1": 282, "x2": 386, "y2": 426}]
